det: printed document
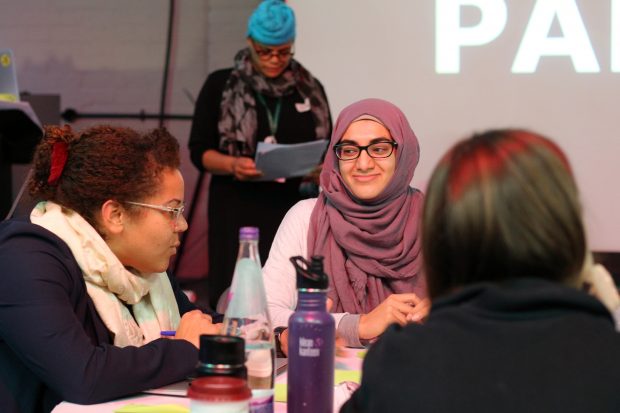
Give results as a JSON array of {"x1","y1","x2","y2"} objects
[{"x1": 254, "y1": 140, "x2": 328, "y2": 181}]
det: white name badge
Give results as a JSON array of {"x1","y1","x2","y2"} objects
[{"x1": 295, "y1": 97, "x2": 311, "y2": 113}]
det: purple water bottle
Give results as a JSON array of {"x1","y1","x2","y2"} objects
[{"x1": 287, "y1": 256, "x2": 335, "y2": 413}]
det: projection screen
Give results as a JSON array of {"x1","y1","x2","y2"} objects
[{"x1": 290, "y1": 0, "x2": 620, "y2": 251}]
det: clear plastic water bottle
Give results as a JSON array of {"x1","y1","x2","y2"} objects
[
  {"x1": 223, "y1": 227, "x2": 275, "y2": 413},
  {"x1": 287, "y1": 256, "x2": 335, "y2": 413}
]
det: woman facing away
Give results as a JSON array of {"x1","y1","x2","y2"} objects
[
  {"x1": 188, "y1": 0, "x2": 332, "y2": 308},
  {"x1": 263, "y1": 98, "x2": 430, "y2": 352},
  {"x1": 0, "y1": 125, "x2": 220, "y2": 413},
  {"x1": 341, "y1": 129, "x2": 620, "y2": 412}
]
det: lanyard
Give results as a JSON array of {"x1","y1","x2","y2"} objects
[{"x1": 256, "y1": 93, "x2": 282, "y2": 137}]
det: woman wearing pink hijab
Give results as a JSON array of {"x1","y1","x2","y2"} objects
[{"x1": 263, "y1": 98, "x2": 429, "y2": 352}]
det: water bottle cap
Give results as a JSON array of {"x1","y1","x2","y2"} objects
[
  {"x1": 199, "y1": 335, "x2": 246, "y2": 367},
  {"x1": 290, "y1": 255, "x2": 329, "y2": 290},
  {"x1": 187, "y1": 376, "x2": 252, "y2": 402},
  {"x1": 239, "y1": 226, "x2": 259, "y2": 240}
]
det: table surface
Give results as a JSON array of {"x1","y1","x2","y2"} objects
[{"x1": 52, "y1": 349, "x2": 363, "y2": 413}]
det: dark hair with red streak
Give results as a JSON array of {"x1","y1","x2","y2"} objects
[
  {"x1": 29, "y1": 125, "x2": 180, "y2": 234},
  {"x1": 422, "y1": 129, "x2": 586, "y2": 299}
]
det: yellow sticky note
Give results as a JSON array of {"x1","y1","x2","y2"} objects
[
  {"x1": 335, "y1": 369, "x2": 361, "y2": 384},
  {"x1": 114, "y1": 404, "x2": 189, "y2": 413},
  {"x1": 275, "y1": 382, "x2": 288, "y2": 402},
  {"x1": 0, "y1": 93, "x2": 17, "y2": 102}
]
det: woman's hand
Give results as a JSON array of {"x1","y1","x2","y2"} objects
[
  {"x1": 278, "y1": 324, "x2": 345, "y2": 357},
  {"x1": 307, "y1": 164, "x2": 322, "y2": 184},
  {"x1": 174, "y1": 310, "x2": 222, "y2": 348},
  {"x1": 279, "y1": 298, "x2": 333, "y2": 357},
  {"x1": 231, "y1": 156, "x2": 262, "y2": 181},
  {"x1": 358, "y1": 293, "x2": 429, "y2": 341},
  {"x1": 582, "y1": 264, "x2": 620, "y2": 312},
  {"x1": 279, "y1": 328, "x2": 290, "y2": 356}
]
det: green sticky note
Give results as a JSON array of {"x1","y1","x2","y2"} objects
[
  {"x1": 114, "y1": 404, "x2": 189, "y2": 413},
  {"x1": 274, "y1": 369, "x2": 362, "y2": 403}
]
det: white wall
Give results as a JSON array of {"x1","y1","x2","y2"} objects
[
  {"x1": 289, "y1": 0, "x2": 620, "y2": 251},
  {"x1": 0, "y1": 0, "x2": 258, "y2": 277}
]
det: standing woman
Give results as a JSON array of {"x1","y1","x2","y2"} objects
[
  {"x1": 188, "y1": 0, "x2": 332, "y2": 308},
  {"x1": 263, "y1": 98, "x2": 429, "y2": 351},
  {"x1": 0, "y1": 125, "x2": 219, "y2": 413}
]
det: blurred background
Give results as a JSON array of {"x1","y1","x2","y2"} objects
[{"x1": 1, "y1": 0, "x2": 618, "y2": 299}]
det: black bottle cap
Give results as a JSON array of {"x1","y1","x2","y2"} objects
[
  {"x1": 290, "y1": 255, "x2": 329, "y2": 290},
  {"x1": 199, "y1": 335, "x2": 245, "y2": 366}
]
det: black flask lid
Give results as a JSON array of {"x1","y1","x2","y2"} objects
[
  {"x1": 199, "y1": 335, "x2": 245, "y2": 367},
  {"x1": 290, "y1": 255, "x2": 329, "y2": 290}
]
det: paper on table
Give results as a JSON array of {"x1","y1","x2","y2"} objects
[
  {"x1": 274, "y1": 369, "x2": 362, "y2": 402},
  {"x1": 254, "y1": 140, "x2": 328, "y2": 181},
  {"x1": 142, "y1": 380, "x2": 189, "y2": 397}
]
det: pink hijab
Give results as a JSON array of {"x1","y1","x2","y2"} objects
[{"x1": 308, "y1": 98, "x2": 426, "y2": 314}]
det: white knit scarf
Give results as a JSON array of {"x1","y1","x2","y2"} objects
[{"x1": 30, "y1": 201, "x2": 181, "y2": 347}]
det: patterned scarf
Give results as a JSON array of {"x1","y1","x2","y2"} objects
[
  {"x1": 30, "y1": 201, "x2": 180, "y2": 347},
  {"x1": 218, "y1": 48, "x2": 330, "y2": 156},
  {"x1": 308, "y1": 98, "x2": 427, "y2": 314}
]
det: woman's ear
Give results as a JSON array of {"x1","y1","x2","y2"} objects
[{"x1": 99, "y1": 200, "x2": 125, "y2": 235}]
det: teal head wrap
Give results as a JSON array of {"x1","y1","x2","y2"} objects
[{"x1": 247, "y1": 0, "x2": 296, "y2": 46}]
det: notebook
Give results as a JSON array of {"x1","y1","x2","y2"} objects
[{"x1": 0, "y1": 49, "x2": 20, "y2": 102}]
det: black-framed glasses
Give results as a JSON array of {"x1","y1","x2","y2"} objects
[
  {"x1": 126, "y1": 201, "x2": 185, "y2": 227},
  {"x1": 251, "y1": 42, "x2": 294, "y2": 61},
  {"x1": 333, "y1": 141, "x2": 398, "y2": 161}
]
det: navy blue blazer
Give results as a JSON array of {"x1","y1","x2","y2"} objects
[{"x1": 0, "y1": 220, "x2": 215, "y2": 413}]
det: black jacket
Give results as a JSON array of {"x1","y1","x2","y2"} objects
[{"x1": 342, "y1": 278, "x2": 620, "y2": 413}]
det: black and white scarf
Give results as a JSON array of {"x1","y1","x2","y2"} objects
[{"x1": 218, "y1": 48, "x2": 330, "y2": 156}]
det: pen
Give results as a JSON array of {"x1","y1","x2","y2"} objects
[{"x1": 160, "y1": 330, "x2": 176, "y2": 337}]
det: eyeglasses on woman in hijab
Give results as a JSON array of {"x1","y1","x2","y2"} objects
[{"x1": 333, "y1": 141, "x2": 398, "y2": 161}]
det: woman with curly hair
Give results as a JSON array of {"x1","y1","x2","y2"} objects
[{"x1": 0, "y1": 125, "x2": 220, "y2": 413}]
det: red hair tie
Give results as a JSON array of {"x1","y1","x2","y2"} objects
[{"x1": 48, "y1": 141, "x2": 69, "y2": 184}]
